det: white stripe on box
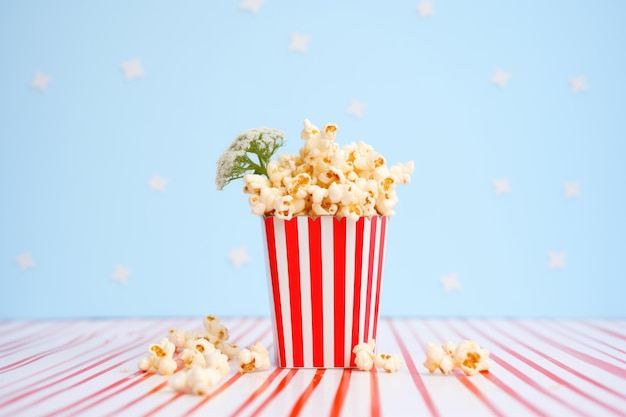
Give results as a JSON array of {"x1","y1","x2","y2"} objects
[
  {"x1": 344, "y1": 218, "x2": 357, "y2": 366},
  {"x1": 273, "y1": 219, "x2": 293, "y2": 368},
  {"x1": 369, "y1": 219, "x2": 382, "y2": 341},
  {"x1": 321, "y1": 217, "x2": 335, "y2": 367},
  {"x1": 297, "y1": 217, "x2": 313, "y2": 368},
  {"x1": 358, "y1": 218, "x2": 372, "y2": 345}
]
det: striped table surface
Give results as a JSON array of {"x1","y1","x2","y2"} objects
[{"x1": 0, "y1": 318, "x2": 625, "y2": 417}]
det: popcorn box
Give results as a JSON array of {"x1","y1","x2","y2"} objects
[{"x1": 262, "y1": 215, "x2": 389, "y2": 368}]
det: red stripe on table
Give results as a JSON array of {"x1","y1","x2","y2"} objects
[
  {"x1": 414, "y1": 321, "x2": 506, "y2": 417},
  {"x1": 0, "y1": 321, "x2": 79, "y2": 355},
  {"x1": 490, "y1": 321, "x2": 626, "y2": 400},
  {"x1": 288, "y1": 369, "x2": 326, "y2": 417},
  {"x1": 512, "y1": 320, "x2": 626, "y2": 380},
  {"x1": 285, "y1": 218, "x2": 304, "y2": 368},
  {"x1": 363, "y1": 217, "x2": 378, "y2": 341},
  {"x1": 539, "y1": 321, "x2": 626, "y2": 364},
  {"x1": 333, "y1": 218, "x2": 347, "y2": 367},
  {"x1": 558, "y1": 321, "x2": 626, "y2": 357},
  {"x1": 264, "y1": 217, "x2": 286, "y2": 367},
  {"x1": 227, "y1": 368, "x2": 284, "y2": 417},
  {"x1": 372, "y1": 216, "x2": 387, "y2": 338},
  {"x1": 481, "y1": 372, "x2": 551, "y2": 417},
  {"x1": 0, "y1": 322, "x2": 172, "y2": 409},
  {"x1": 329, "y1": 369, "x2": 352, "y2": 417},
  {"x1": 388, "y1": 320, "x2": 439, "y2": 417},
  {"x1": 0, "y1": 333, "x2": 88, "y2": 374},
  {"x1": 579, "y1": 321, "x2": 626, "y2": 342},
  {"x1": 459, "y1": 320, "x2": 625, "y2": 416},
  {"x1": 370, "y1": 368, "x2": 382, "y2": 417},
  {"x1": 308, "y1": 217, "x2": 324, "y2": 368},
  {"x1": 249, "y1": 369, "x2": 299, "y2": 417},
  {"x1": 442, "y1": 320, "x2": 591, "y2": 417},
  {"x1": 350, "y1": 218, "x2": 365, "y2": 367}
]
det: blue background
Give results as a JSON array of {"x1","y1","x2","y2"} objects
[{"x1": 1, "y1": 1, "x2": 625, "y2": 319}]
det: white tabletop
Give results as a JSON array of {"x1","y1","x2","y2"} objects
[{"x1": 0, "y1": 317, "x2": 625, "y2": 416}]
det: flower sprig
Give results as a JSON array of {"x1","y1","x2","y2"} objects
[{"x1": 216, "y1": 127, "x2": 285, "y2": 190}]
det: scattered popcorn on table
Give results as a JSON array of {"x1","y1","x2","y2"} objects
[
  {"x1": 138, "y1": 315, "x2": 246, "y2": 395},
  {"x1": 138, "y1": 338, "x2": 177, "y2": 376},
  {"x1": 352, "y1": 339, "x2": 403, "y2": 373},
  {"x1": 238, "y1": 341, "x2": 271, "y2": 373},
  {"x1": 423, "y1": 340, "x2": 491, "y2": 376},
  {"x1": 374, "y1": 353, "x2": 404, "y2": 373},
  {"x1": 353, "y1": 339, "x2": 376, "y2": 371}
]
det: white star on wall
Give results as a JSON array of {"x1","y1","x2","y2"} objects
[
  {"x1": 240, "y1": 0, "x2": 264, "y2": 14},
  {"x1": 491, "y1": 67, "x2": 512, "y2": 88},
  {"x1": 121, "y1": 58, "x2": 145, "y2": 80},
  {"x1": 148, "y1": 174, "x2": 168, "y2": 192},
  {"x1": 31, "y1": 71, "x2": 51, "y2": 91},
  {"x1": 289, "y1": 33, "x2": 310, "y2": 53},
  {"x1": 570, "y1": 76, "x2": 587, "y2": 93},
  {"x1": 417, "y1": 1, "x2": 435, "y2": 17},
  {"x1": 493, "y1": 178, "x2": 511, "y2": 195},
  {"x1": 346, "y1": 100, "x2": 366, "y2": 118},
  {"x1": 15, "y1": 251, "x2": 35, "y2": 270},
  {"x1": 228, "y1": 246, "x2": 251, "y2": 269},
  {"x1": 440, "y1": 273, "x2": 461, "y2": 292},
  {"x1": 112, "y1": 264, "x2": 131, "y2": 284},
  {"x1": 564, "y1": 181, "x2": 581, "y2": 198},
  {"x1": 548, "y1": 251, "x2": 566, "y2": 269}
]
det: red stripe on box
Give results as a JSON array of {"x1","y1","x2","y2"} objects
[
  {"x1": 350, "y1": 218, "x2": 365, "y2": 367},
  {"x1": 333, "y1": 218, "x2": 347, "y2": 367},
  {"x1": 308, "y1": 217, "x2": 325, "y2": 368},
  {"x1": 364, "y1": 217, "x2": 378, "y2": 341},
  {"x1": 373, "y1": 217, "x2": 387, "y2": 338},
  {"x1": 264, "y1": 217, "x2": 286, "y2": 367},
  {"x1": 284, "y1": 218, "x2": 304, "y2": 368}
]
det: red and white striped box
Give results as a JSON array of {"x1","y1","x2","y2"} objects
[{"x1": 262, "y1": 215, "x2": 389, "y2": 368}]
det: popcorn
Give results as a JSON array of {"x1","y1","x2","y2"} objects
[
  {"x1": 218, "y1": 119, "x2": 413, "y2": 219},
  {"x1": 374, "y1": 353, "x2": 403, "y2": 373},
  {"x1": 139, "y1": 315, "x2": 245, "y2": 396},
  {"x1": 353, "y1": 339, "x2": 376, "y2": 371},
  {"x1": 238, "y1": 341, "x2": 271, "y2": 373},
  {"x1": 423, "y1": 342, "x2": 455, "y2": 375},
  {"x1": 352, "y1": 339, "x2": 403, "y2": 373},
  {"x1": 453, "y1": 340, "x2": 491, "y2": 376},
  {"x1": 138, "y1": 338, "x2": 178, "y2": 376},
  {"x1": 423, "y1": 340, "x2": 491, "y2": 376}
]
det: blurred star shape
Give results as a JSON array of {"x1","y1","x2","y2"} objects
[
  {"x1": 570, "y1": 76, "x2": 587, "y2": 93},
  {"x1": 493, "y1": 178, "x2": 511, "y2": 195},
  {"x1": 417, "y1": 1, "x2": 435, "y2": 17},
  {"x1": 564, "y1": 181, "x2": 580, "y2": 198},
  {"x1": 31, "y1": 71, "x2": 51, "y2": 91},
  {"x1": 440, "y1": 273, "x2": 461, "y2": 292},
  {"x1": 491, "y1": 67, "x2": 512, "y2": 88},
  {"x1": 15, "y1": 251, "x2": 35, "y2": 270},
  {"x1": 548, "y1": 251, "x2": 566, "y2": 269},
  {"x1": 121, "y1": 58, "x2": 145, "y2": 80},
  {"x1": 346, "y1": 100, "x2": 366, "y2": 118},
  {"x1": 228, "y1": 246, "x2": 251, "y2": 268},
  {"x1": 289, "y1": 33, "x2": 310, "y2": 53},
  {"x1": 240, "y1": 0, "x2": 264, "y2": 14},
  {"x1": 148, "y1": 174, "x2": 168, "y2": 192},
  {"x1": 112, "y1": 264, "x2": 131, "y2": 284}
]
